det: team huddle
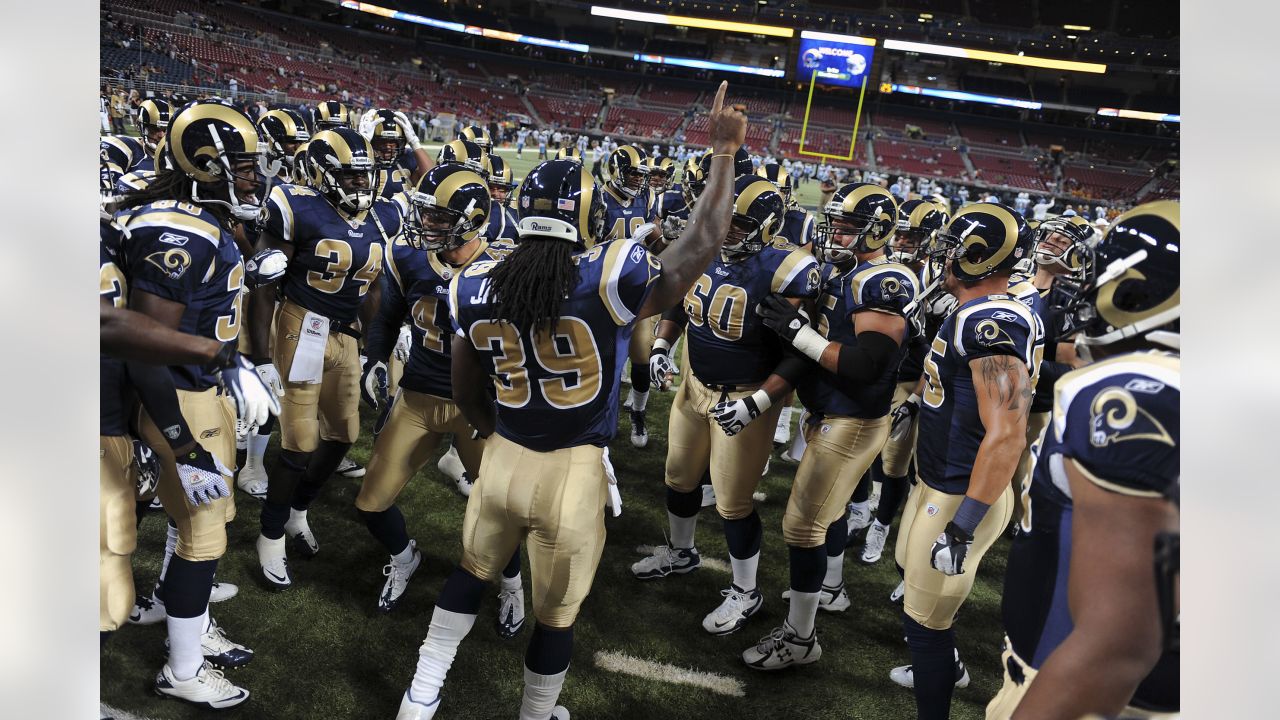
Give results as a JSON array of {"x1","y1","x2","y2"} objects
[{"x1": 99, "y1": 79, "x2": 1179, "y2": 720}]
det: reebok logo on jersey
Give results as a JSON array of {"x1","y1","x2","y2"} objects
[
  {"x1": 631, "y1": 245, "x2": 646, "y2": 264},
  {"x1": 1125, "y1": 378, "x2": 1165, "y2": 394},
  {"x1": 991, "y1": 311, "x2": 1019, "y2": 322},
  {"x1": 158, "y1": 232, "x2": 189, "y2": 247}
]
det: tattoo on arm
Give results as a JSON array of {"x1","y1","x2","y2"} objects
[{"x1": 978, "y1": 354, "x2": 1033, "y2": 415}]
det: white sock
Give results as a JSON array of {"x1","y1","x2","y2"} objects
[
  {"x1": 629, "y1": 388, "x2": 649, "y2": 413},
  {"x1": 155, "y1": 521, "x2": 178, "y2": 595},
  {"x1": 409, "y1": 607, "x2": 477, "y2": 704},
  {"x1": 502, "y1": 572, "x2": 523, "y2": 592},
  {"x1": 166, "y1": 609, "x2": 208, "y2": 680},
  {"x1": 776, "y1": 405, "x2": 793, "y2": 432},
  {"x1": 669, "y1": 511, "x2": 697, "y2": 549},
  {"x1": 392, "y1": 541, "x2": 416, "y2": 566},
  {"x1": 787, "y1": 590, "x2": 820, "y2": 638},
  {"x1": 823, "y1": 552, "x2": 844, "y2": 588},
  {"x1": 730, "y1": 551, "x2": 760, "y2": 592},
  {"x1": 788, "y1": 412, "x2": 809, "y2": 459},
  {"x1": 520, "y1": 666, "x2": 569, "y2": 720},
  {"x1": 248, "y1": 431, "x2": 270, "y2": 467}
]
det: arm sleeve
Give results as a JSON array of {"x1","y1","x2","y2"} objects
[
  {"x1": 365, "y1": 272, "x2": 408, "y2": 362},
  {"x1": 771, "y1": 348, "x2": 814, "y2": 388},
  {"x1": 833, "y1": 331, "x2": 900, "y2": 385},
  {"x1": 661, "y1": 301, "x2": 689, "y2": 329},
  {"x1": 124, "y1": 362, "x2": 194, "y2": 450}
]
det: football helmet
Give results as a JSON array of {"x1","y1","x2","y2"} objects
[
  {"x1": 437, "y1": 139, "x2": 488, "y2": 178},
  {"x1": 725, "y1": 176, "x2": 784, "y2": 259},
  {"x1": 313, "y1": 101, "x2": 351, "y2": 131},
  {"x1": 366, "y1": 110, "x2": 407, "y2": 168},
  {"x1": 1033, "y1": 214, "x2": 1096, "y2": 279},
  {"x1": 256, "y1": 109, "x2": 311, "y2": 171},
  {"x1": 555, "y1": 146, "x2": 583, "y2": 163},
  {"x1": 167, "y1": 99, "x2": 276, "y2": 222},
  {"x1": 514, "y1": 159, "x2": 605, "y2": 251},
  {"x1": 756, "y1": 163, "x2": 796, "y2": 208},
  {"x1": 484, "y1": 154, "x2": 516, "y2": 205},
  {"x1": 137, "y1": 98, "x2": 171, "y2": 154},
  {"x1": 647, "y1": 156, "x2": 676, "y2": 191},
  {"x1": 815, "y1": 183, "x2": 899, "y2": 264},
  {"x1": 681, "y1": 155, "x2": 705, "y2": 208},
  {"x1": 929, "y1": 202, "x2": 1033, "y2": 284},
  {"x1": 458, "y1": 125, "x2": 492, "y2": 152},
  {"x1": 606, "y1": 145, "x2": 650, "y2": 200},
  {"x1": 891, "y1": 199, "x2": 949, "y2": 265},
  {"x1": 290, "y1": 141, "x2": 310, "y2": 185},
  {"x1": 306, "y1": 128, "x2": 376, "y2": 213},
  {"x1": 1059, "y1": 200, "x2": 1179, "y2": 352},
  {"x1": 403, "y1": 165, "x2": 491, "y2": 252}
]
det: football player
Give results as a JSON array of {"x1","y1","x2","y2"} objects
[
  {"x1": 554, "y1": 146, "x2": 582, "y2": 163},
  {"x1": 257, "y1": 108, "x2": 311, "y2": 183},
  {"x1": 652, "y1": 156, "x2": 692, "y2": 254},
  {"x1": 729, "y1": 183, "x2": 913, "y2": 669},
  {"x1": 893, "y1": 203, "x2": 1043, "y2": 720},
  {"x1": 246, "y1": 127, "x2": 404, "y2": 590},
  {"x1": 109, "y1": 100, "x2": 280, "y2": 708},
  {"x1": 860, "y1": 199, "x2": 950, "y2": 564},
  {"x1": 361, "y1": 108, "x2": 433, "y2": 196},
  {"x1": 482, "y1": 154, "x2": 520, "y2": 244},
  {"x1": 602, "y1": 144, "x2": 660, "y2": 447},
  {"x1": 436, "y1": 138, "x2": 489, "y2": 179},
  {"x1": 757, "y1": 162, "x2": 815, "y2": 248},
  {"x1": 990, "y1": 202, "x2": 1180, "y2": 720},
  {"x1": 458, "y1": 124, "x2": 492, "y2": 153},
  {"x1": 312, "y1": 100, "x2": 351, "y2": 131},
  {"x1": 99, "y1": 98, "x2": 169, "y2": 196},
  {"x1": 396, "y1": 80, "x2": 745, "y2": 720},
  {"x1": 632, "y1": 175, "x2": 820, "y2": 639}
]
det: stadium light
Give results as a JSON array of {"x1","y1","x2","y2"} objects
[
  {"x1": 1063, "y1": 24, "x2": 1093, "y2": 31},
  {"x1": 633, "y1": 53, "x2": 785, "y2": 78},
  {"x1": 1098, "y1": 107, "x2": 1181, "y2": 123},
  {"x1": 888, "y1": 84, "x2": 1042, "y2": 110},
  {"x1": 882, "y1": 38, "x2": 1106, "y2": 73},
  {"x1": 799, "y1": 30, "x2": 876, "y2": 47},
  {"x1": 340, "y1": 1, "x2": 589, "y2": 51},
  {"x1": 590, "y1": 6, "x2": 794, "y2": 37}
]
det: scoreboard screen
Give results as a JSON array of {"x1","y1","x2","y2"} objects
[{"x1": 796, "y1": 31, "x2": 876, "y2": 88}]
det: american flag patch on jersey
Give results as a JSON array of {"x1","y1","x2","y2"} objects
[{"x1": 557, "y1": 198, "x2": 576, "y2": 211}]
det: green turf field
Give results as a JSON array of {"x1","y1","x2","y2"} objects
[{"x1": 103, "y1": 384, "x2": 1012, "y2": 719}]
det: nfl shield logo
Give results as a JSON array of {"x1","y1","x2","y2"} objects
[{"x1": 310, "y1": 318, "x2": 324, "y2": 332}]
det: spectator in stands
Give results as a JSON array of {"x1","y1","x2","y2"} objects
[
  {"x1": 889, "y1": 176, "x2": 905, "y2": 201},
  {"x1": 229, "y1": 76, "x2": 238, "y2": 101},
  {"x1": 957, "y1": 186, "x2": 970, "y2": 205},
  {"x1": 1032, "y1": 196, "x2": 1053, "y2": 221}
]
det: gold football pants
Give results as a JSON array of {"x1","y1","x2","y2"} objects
[
  {"x1": 664, "y1": 370, "x2": 784, "y2": 519},
  {"x1": 785, "y1": 414, "x2": 890, "y2": 547},
  {"x1": 137, "y1": 387, "x2": 237, "y2": 562},
  {"x1": 100, "y1": 435, "x2": 137, "y2": 632},
  {"x1": 880, "y1": 381, "x2": 920, "y2": 478},
  {"x1": 272, "y1": 299, "x2": 361, "y2": 452},
  {"x1": 356, "y1": 389, "x2": 484, "y2": 513},
  {"x1": 896, "y1": 481, "x2": 1012, "y2": 630},
  {"x1": 459, "y1": 434, "x2": 607, "y2": 629}
]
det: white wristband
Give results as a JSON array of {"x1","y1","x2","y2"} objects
[
  {"x1": 906, "y1": 393, "x2": 921, "y2": 405},
  {"x1": 791, "y1": 325, "x2": 831, "y2": 363},
  {"x1": 749, "y1": 388, "x2": 773, "y2": 413},
  {"x1": 652, "y1": 338, "x2": 672, "y2": 353}
]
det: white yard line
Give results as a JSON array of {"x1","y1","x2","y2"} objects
[
  {"x1": 635, "y1": 545, "x2": 731, "y2": 574},
  {"x1": 101, "y1": 704, "x2": 159, "y2": 720},
  {"x1": 594, "y1": 650, "x2": 746, "y2": 698}
]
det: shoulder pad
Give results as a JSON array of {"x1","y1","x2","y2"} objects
[
  {"x1": 952, "y1": 298, "x2": 1040, "y2": 361},
  {"x1": 770, "y1": 246, "x2": 821, "y2": 297},
  {"x1": 851, "y1": 262, "x2": 918, "y2": 315}
]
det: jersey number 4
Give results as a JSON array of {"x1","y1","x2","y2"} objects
[{"x1": 469, "y1": 318, "x2": 602, "y2": 409}]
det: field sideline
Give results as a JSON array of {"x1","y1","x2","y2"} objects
[{"x1": 102, "y1": 388, "x2": 1011, "y2": 719}]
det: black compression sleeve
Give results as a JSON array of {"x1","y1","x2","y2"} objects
[
  {"x1": 125, "y1": 362, "x2": 195, "y2": 450},
  {"x1": 771, "y1": 350, "x2": 813, "y2": 388},
  {"x1": 834, "y1": 331, "x2": 900, "y2": 385},
  {"x1": 661, "y1": 303, "x2": 689, "y2": 328}
]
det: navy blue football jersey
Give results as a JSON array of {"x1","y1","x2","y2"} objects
[
  {"x1": 1002, "y1": 351, "x2": 1180, "y2": 709},
  {"x1": 375, "y1": 239, "x2": 509, "y2": 398},
  {"x1": 683, "y1": 244, "x2": 821, "y2": 387},
  {"x1": 449, "y1": 238, "x2": 662, "y2": 452},
  {"x1": 265, "y1": 184, "x2": 403, "y2": 323},
  {"x1": 895, "y1": 265, "x2": 930, "y2": 383},
  {"x1": 777, "y1": 208, "x2": 816, "y2": 247},
  {"x1": 100, "y1": 223, "x2": 131, "y2": 437},
  {"x1": 916, "y1": 294, "x2": 1046, "y2": 494},
  {"x1": 658, "y1": 187, "x2": 687, "y2": 221},
  {"x1": 115, "y1": 168, "x2": 156, "y2": 196},
  {"x1": 100, "y1": 135, "x2": 149, "y2": 194},
  {"x1": 376, "y1": 166, "x2": 412, "y2": 200},
  {"x1": 798, "y1": 257, "x2": 917, "y2": 418},
  {"x1": 1008, "y1": 276, "x2": 1056, "y2": 413},
  {"x1": 602, "y1": 185, "x2": 657, "y2": 242},
  {"x1": 114, "y1": 200, "x2": 245, "y2": 391},
  {"x1": 483, "y1": 201, "x2": 520, "y2": 243}
]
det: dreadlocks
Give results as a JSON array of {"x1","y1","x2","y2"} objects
[
  {"x1": 111, "y1": 167, "x2": 235, "y2": 228},
  {"x1": 487, "y1": 239, "x2": 581, "y2": 336}
]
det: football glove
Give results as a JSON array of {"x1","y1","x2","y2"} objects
[
  {"x1": 394, "y1": 325, "x2": 412, "y2": 363},
  {"x1": 756, "y1": 294, "x2": 826, "y2": 362},
  {"x1": 711, "y1": 389, "x2": 772, "y2": 437},
  {"x1": 661, "y1": 214, "x2": 686, "y2": 242},
  {"x1": 602, "y1": 446, "x2": 622, "y2": 518},
  {"x1": 373, "y1": 392, "x2": 395, "y2": 437},
  {"x1": 217, "y1": 353, "x2": 281, "y2": 431},
  {"x1": 174, "y1": 445, "x2": 232, "y2": 507},
  {"x1": 244, "y1": 248, "x2": 289, "y2": 289},
  {"x1": 926, "y1": 291, "x2": 958, "y2": 321},
  {"x1": 132, "y1": 439, "x2": 161, "y2": 498},
  {"x1": 357, "y1": 108, "x2": 379, "y2": 140},
  {"x1": 930, "y1": 521, "x2": 973, "y2": 576},
  {"x1": 393, "y1": 111, "x2": 423, "y2": 149},
  {"x1": 361, "y1": 356, "x2": 389, "y2": 410},
  {"x1": 889, "y1": 394, "x2": 921, "y2": 442},
  {"x1": 649, "y1": 339, "x2": 679, "y2": 390},
  {"x1": 255, "y1": 362, "x2": 285, "y2": 398}
]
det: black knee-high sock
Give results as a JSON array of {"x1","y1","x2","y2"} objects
[
  {"x1": 826, "y1": 512, "x2": 848, "y2": 558},
  {"x1": 666, "y1": 485, "x2": 702, "y2": 518},
  {"x1": 502, "y1": 547, "x2": 522, "y2": 579},
  {"x1": 164, "y1": 557, "x2": 218, "y2": 618},
  {"x1": 876, "y1": 473, "x2": 909, "y2": 526},
  {"x1": 903, "y1": 615, "x2": 956, "y2": 720},
  {"x1": 437, "y1": 566, "x2": 488, "y2": 615},
  {"x1": 262, "y1": 449, "x2": 308, "y2": 538},
  {"x1": 292, "y1": 439, "x2": 351, "y2": 511},
  {"x1": 135, "y1": 500, "x2": 151, "y2": 528},
  {"x1": 359, "y1": 505, "x2": 410, "y2": 556},
  {"x1": 723, "y1": 510, "x2": 762, "y2": 560},
  {"x1": 788, "y1": 545, "x2": 826, "y2": 593},
  {"x1": 525, "y1": 623, "x2": 574, "y2": 675},
  {"x1": 851, "y1": 465, "x2": 873, "y2": 504},
  {"x1": 630, "y1": 363, "x2": 650, "y2": 395}
]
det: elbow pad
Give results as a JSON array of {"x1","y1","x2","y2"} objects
[{"x1": 834, "y1": 331, "x2": 900, "y2": 385}]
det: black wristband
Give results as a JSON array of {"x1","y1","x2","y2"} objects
[{"x1": 210, "y1": 341, "x2": 237, "y2": 370}]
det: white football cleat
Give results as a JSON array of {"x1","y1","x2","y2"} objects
[
  {"x1": 781, "y1": 582, "x2": 850, "y2": 613},
  {"x1": 702, "y1": 584, "x2": 763, "y2": 636},
  {"x1": 154, "y1": 660, "x2": 250, "y2": 709},
  {"x1": 846, "y1": 502, "x2": 873, "y2": 540},
  {"x1": 378, "y1": 540, "x2": 422, "y2": 613},
  {"x1": 773, "y1": 410, "x2": 792, "y2": 446},
  {"x1": 861, "y1": 522, "x2": 891, "y2": 564},
  {"x1": 889, "y1": 649, "x2": 970, "y2": 689},
  {"x1": 335, "y1": 456, "x2": 365, "y2": 478},
  {"x1": 396, "y1": 690, "x2": 440, "y2": 720},
  {"x1": 742, "y1": 621, "x2": 822, "y2": 671},
  {"x1": 235, "y1": 459, "x2": 268, "y2": 500},
  {"x1": 890, "y1": 580, "x2": 905, "y2": 604},
  {"x1": 436, "y1": 445, "x2": 472, "y2": 496},
  {"x1": 629, "y1": 410, "x2": 648, "y2": 448},
  {"x1": 166, "y1": 617, "x2": 254, "y2": 669},
  {"x1": 761, "y1": 457, "x2": 770, "y2": 476},
  {"x1": 631, "y1": 544, "x2": 701, "y2": 580},
  {"x1": 128, "y1": 591, "x2": 167, "y2": 625},
  {"x1": 209, "y1": 581, "x2": 238, "y2": 603},
  {"x1": 285, "y1": 510, "x2": 319, "y2": 558},
  {"x1": 550, "y1": 706, "x2": 570, "y2": 720},
  {"x1": 495, "y1": 583, "x2": 526, "y2": 639},
  {"x1": 256, "y1": 534, "x2": 292, "y2": 590}
]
